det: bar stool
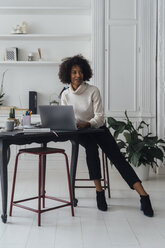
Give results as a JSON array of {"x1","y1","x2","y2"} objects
[
  {"x1": 9, "y1": 147, "x2": 74, "y2": 226},
  {"x1": 75, "y1": 150, "x2": 111, "y2": 198}
]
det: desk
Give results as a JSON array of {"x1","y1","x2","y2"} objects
[{"x1": 0, "y1": 128, "x2": 104, "y2": 223}]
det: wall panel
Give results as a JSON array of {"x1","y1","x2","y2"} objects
[{"x1": 107, "y1": 24, "x2": 137, "y2": 111}]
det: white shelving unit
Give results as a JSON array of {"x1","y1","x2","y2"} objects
[
  {"x1": 0, "y1": 6, "x2": 91, "y2": 15},
  {"x1": 0, "y1": 2, "x2": 92, "y2": 63},
  {"x1": 0, "y1": 0, "x2": 92, "y2": 108},
  {"x1": 0, "y1": 61, "x2": 59, "y2": 65},
  {"x1": 0, "y1": 33, "x2": 91, "y2": 40}
]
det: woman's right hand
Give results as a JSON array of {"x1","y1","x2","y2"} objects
[{"x1": 76, "y1": 121, "x2": 91, "y2": 129}]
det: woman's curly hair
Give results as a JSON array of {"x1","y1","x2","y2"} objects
[{"x1": 58, "y1": 54, "x2": 93, "y2": 84}]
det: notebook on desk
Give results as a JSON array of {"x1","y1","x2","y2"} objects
[{"x1": 39, "y1": 105, "x2": 77, "y2": 131}]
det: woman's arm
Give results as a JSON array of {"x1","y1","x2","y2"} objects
[{"x1": 88, "y1": 87, "x2": 104, "y2": 128}]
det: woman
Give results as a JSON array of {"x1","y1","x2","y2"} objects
[{"x1": 58, "y1": 54, "x2": 154, "y2": 217}]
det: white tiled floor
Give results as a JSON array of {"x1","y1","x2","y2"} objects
[{"x1": 0, "y1": 166, "x2": 165, "y2": 248}]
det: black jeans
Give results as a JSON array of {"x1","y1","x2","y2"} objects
[{"x1": 78, "y1": 126, "x2": 141, "y2": 189}]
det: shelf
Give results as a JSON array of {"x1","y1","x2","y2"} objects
[
  {"x1": 0, "y1": 60, "x2": 92, "y2": 65},
  {"x1": 0, "y1": 61, "x2": 60, "y2": 65},
  {"x1": 0, "y1": 33, "x2": 91, "y2": 40},
  {"x1": 0, "y1": 6, "x2": 91, "y2": 15}
]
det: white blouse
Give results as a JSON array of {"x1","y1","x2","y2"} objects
[{"x1": 61, "y1": 82, "x2": 104, "y2": 128}]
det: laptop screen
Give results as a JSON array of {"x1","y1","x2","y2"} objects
[{"x1": 39, "y1": 105, "x2": 77, "y2": 131}]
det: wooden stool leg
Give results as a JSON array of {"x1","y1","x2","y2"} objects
[
  {"x1": 105, "y1": 155, "x2": 111, "y2": 198},
  {"x1": 9, "y1": 152, "x2": 20, "y2": 216},
  {"x1": 64, "y1": 153, "x2": 74, "y2": 217},
  {"x1": 102, "y1": 151, "x2": 106, "y2": 189},
  {"x1": 38, "y1": 155, "x2": 42, "y2": 226}
]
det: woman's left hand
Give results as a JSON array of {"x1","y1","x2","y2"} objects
[{"x1": 77, "y1": 121, "x2": 91, "y2": 129}]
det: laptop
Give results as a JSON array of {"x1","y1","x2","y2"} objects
[{"x1": 39, "y1": 105, "x2": 77, "y2": 131}]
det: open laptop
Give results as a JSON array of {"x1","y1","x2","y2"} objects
[{"x1": 39, "y1": 105, "x2": 77, "y2": 131}]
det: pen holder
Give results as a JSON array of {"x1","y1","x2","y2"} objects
[{"x1": 23, "y1": 115, "x2": 31, "y2": 126}]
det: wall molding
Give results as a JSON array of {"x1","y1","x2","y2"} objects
[
  {"x1": 157, "y1": 0, "x2": 165, "y2": 173},
  {"x1": 91, "y1": 0, "x2": 105, "y2": 98},
  {"x1": 105, "y1": 0, "x2": 139, "y2": 115},
  {"x1": 139, "y1": 0, "x2": 157, "y2": 117},
  {"x1": 157, "y1": 0, "x2": 165, "y2": 138}
]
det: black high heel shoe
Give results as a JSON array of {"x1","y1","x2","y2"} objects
[
  {"x1": 96, "y1": 190, "x2": 108, "y2": 211},
  {"x1": 140, "y1": 195, "x2": 154, "y2": 217}
]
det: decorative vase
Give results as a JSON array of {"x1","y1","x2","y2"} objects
[{"x1": 133, "y1": 164, "x2": 150, "y2": 181}]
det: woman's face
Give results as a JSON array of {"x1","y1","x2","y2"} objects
[{"x1": 70, "y1": 65, "x2": 84, "y2": 90}]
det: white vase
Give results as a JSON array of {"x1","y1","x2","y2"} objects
[{"x1": 133, "y1": 164, "x2": 150, "y2": 181}]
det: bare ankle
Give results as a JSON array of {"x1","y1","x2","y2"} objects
[
  {"x1": 133, "y1": 182, "x2": 148, "y2": 196},
  {"x1": 96, "y1": 188, "x2": 103, "y2": 192},
  {"x1": 94, "y1": 179, "x2": 103, "y2": 192}
]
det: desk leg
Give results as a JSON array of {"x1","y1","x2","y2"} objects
[
  {"x1": 0, "y1": 141, "x2": 9, "y2": 223},
  {"x1": 70, "y1": 140, "x2": 79, "y2": 207},
  {"x1": 41, "y1": 143, "x2": 47, "y2": 208}
]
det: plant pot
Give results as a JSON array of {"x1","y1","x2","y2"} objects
[{"x1": 132, "y1": 164, "x2": 150, "y2": 181}]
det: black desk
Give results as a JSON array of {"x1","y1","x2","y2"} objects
[{"x1": 0, "y1": 128, "x2": 104, "y2": 223}]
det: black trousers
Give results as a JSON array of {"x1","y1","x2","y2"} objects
[{"x1": 78, "y1": 126, "x2": 141, "y2": 189}]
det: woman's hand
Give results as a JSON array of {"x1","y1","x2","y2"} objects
[{"x1": 76, "y1": 121, "x2": 91, "y2": 129}]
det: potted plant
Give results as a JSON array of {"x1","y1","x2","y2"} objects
[
  {"x1": 0, "y1": 69, "x2": 8, "y2": 105},
  {"x1": 107, "y1": 111, "x2": 165, "y2": 180}
]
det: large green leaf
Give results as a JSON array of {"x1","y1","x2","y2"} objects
[
  {"x1": 133, "y1": 142, "x2": 145, "y2": 153},
  {"x1": 123, "y1": 132, "x2": 131, "y2": 143},
  {"x1": 130, "y1": 152, "x2": 141, "y2": 167},
  {"x1": 137, "y1": 120, "x2": 149, "y2": 131},
  {"x1": 108, "y1": 117, "x2": 126, "y2": 129},
  {"x1": 108, "y1": 117, "x2": 127, "y2": 139},
  {"x1": 107, "y1": 117, "x2": 122, "y2": 126},
  {"x1": 114, "y1": 125, "x2": 126, "y2": 139},
  {"x1": 148, "y1": 147, "x2": 164, "y2": 161},
  {"x1": 107, "y1": 117, "x2": 117, "y2": 126},
  {"x1": 117, "y1": 140, "x2": 126, "y2": 149},
  {"x1": 157, "y1": 139, "x2": 165, "y2": 144},
  {"x1": 143, "y1": 136, "x2": 158, "y2": 147}
]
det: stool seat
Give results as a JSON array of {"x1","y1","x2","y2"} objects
[
  {"x1": 19, "y1": 147, "x2": 65, "y2": 155},
  {"x1": 9, "y1": 146, "x2": 74, "y2": 226}
]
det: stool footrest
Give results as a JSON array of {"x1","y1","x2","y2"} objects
[
  {"x1": 14, "y1": 196, "x2": 39, "y2": 204},
  {"x1": 13, "y1": 195, "x2": 72, "y2": 214},
  {"x1": 75, "y1": 178, "x2": 107, "y2": 182},
  {"x1": 13, "y1": 203, "x2": 39, "y2": 213},
  {"x1": 75, "y1": 186, "x2": 109, "y2": 189},
  {"x1": 13, "y1": 203, "x2": 71, "y2": 214},
  {"x1": 45, "y1": 195, "x2": 71, "y2": 204}
]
